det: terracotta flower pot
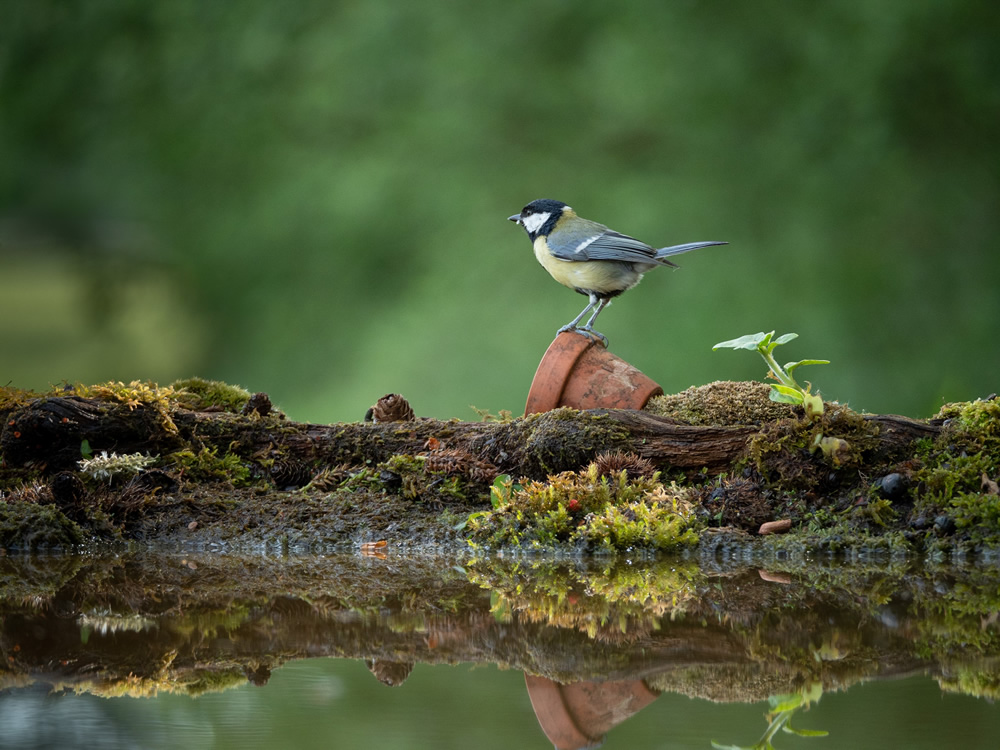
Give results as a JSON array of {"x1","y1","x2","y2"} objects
[{"x1": 525, "y1": 332, "x2": 664, "y2": 415}]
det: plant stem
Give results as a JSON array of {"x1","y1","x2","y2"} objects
[{"x1": 760, "y1": 347, "x2": 799, "y2": 391}]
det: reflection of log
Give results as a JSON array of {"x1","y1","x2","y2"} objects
[
  {"x1": 1, "y1": 394, "x2": 940, "y2": 479},
  {"x1": 0, "y1": 553, "x2": 976, "y2": 701}
]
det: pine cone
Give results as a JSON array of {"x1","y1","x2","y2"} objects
[
  {"x1": 270, "y1": 459, "x2": 312, "y2": 489},
  {"x1": 241, "y1": 392, "x2": 273, "y2": 417},
  {"x1": 592, "y1": 450, "x2": 657, "y2": 480},
  {"x1": 367, "y1": 393, "x2": 415, "y2": 423}
]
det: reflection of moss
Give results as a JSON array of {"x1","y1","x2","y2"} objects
[
  {"x1": 938, "y1": 663, "x2": 1000, "y2": 700},
  {"x1": 468, "y1": 557, "x2": 699, "y2": 638},
  {"x1": 80, "y1": 666, "x2": 250, "y2": 699},
  {"x1": 467, "y1": 463, "x2": 699, "y2": 553}
]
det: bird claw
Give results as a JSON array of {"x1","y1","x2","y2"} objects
[{"x1": 557, "y1": 325, "x2": 608, "y2": 347}]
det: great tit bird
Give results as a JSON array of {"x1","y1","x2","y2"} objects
[{"x1": 509, "y1": 199, "x2": 726, "y2": 344}]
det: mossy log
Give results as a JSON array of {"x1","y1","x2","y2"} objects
[
  {"x1": 1, "y1": 391, "x2": 939, "y2": 481},
  {"x1": 5, "y1": 381, "x2": 993, "y2": 553}
]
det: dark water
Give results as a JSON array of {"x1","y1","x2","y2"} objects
[{"x1": 1, "y1": 551, "x2": 998, "y2": 749}]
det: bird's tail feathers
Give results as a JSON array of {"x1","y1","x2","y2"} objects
[{"x1": 655, "y1": 241, "x2": 727, "y2": 262}]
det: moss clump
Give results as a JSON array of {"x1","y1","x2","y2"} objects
[
  {"x1": 0, "y1": 385, "x2": 35, "y2": 414},
  {"x1": 170, "y1": 377, "x2": 252, "y2": 413},
  {"x1": 0, "y1": 500, "x2": 83, "y2": 550},
  {"x1": 378, "y1": 454, "x2": 471, "y2": 504},
  {"x1": 466, "y1": 462, "x2": 699, "y2": 553},
  {"x1": 646, "y1": 380, "x2": 796, "y2": 426},
  {"x1": 168, "y1": 447, "x2": 251, "y2": 486},
  {"x1": 912, "y1": 398, "x2": 1000, "y2": 546},
  {"x1": 748, "y1": 404, "x2": 881, "y2": 491},
  {"x1": 75, "y1": 380, "x2": 179, "y2": 435}
]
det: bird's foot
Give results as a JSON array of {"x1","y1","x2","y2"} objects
[{"x1": 557, "y1": 325, "x2": 608, "y2": 347}]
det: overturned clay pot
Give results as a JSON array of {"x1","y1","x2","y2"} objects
[{"x1": 525, "y1": 332, "x2": 664, "y2": 415}]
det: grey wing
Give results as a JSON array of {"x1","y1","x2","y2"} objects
[{"x1": 548, "y1": 228, "x2": 663, "y2": 265}]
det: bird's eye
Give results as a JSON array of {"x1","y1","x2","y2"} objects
[{"x1": 522, "y1": 206, "x2": 532, "y2": 214}]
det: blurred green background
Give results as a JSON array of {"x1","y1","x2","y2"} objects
[{"x1": 2, "y1": 0, "x2": 998, "y2": 423}]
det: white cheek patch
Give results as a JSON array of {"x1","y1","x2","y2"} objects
[
  {"x1": 522, "y1": 211, "x2": 551, "y2": 234},
  {"x1": 573, "y1": 234, "x2": 600, "y2": 255}
]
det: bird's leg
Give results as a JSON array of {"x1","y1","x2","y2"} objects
[
  {"x1": 574, "y1": 298, "x2": 609, "y2": 345},
  {"x1": 557, "y1": 294, "x2": 609, "y2": 346},
  {"x1": 557, "y1": 295, "x2": 598, "y2": 334},
  {"x1": 580, "y1": 298, "x2": 608, "y2": 331}
]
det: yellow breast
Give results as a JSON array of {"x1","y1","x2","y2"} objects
[{"x1": 533, "y1": 237, "x2": 642, "y2": 294}]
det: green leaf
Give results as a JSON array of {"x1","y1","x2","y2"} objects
[
  {"x1": 80, "y1": 439, "x2": 92, "y2": 459},
  {"x1": 784, "y1": 359, "x2": 830, "y2": 375},
  {"x1": 773, "y1": 332, "x2": 798, "y2": 345},
  {"x1": 713, "y1": 332, "x2": 768, "y2": 351},
  {"x1": 491, "y1": 474, "x2": 512, "y2": 508},
  {"x1": 782, "y1": 726, "x2": 829, "y2": 737},
  {"x1": 768, "y1": 693, "x2": 803, "y2": 712},
  {"x1": 769, "y1": 384, "x2": 804, "y2": 404}
]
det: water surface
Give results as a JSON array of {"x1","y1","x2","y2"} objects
[{"x1": 1, "y1": 551, "x2": 998, "y2": 748}]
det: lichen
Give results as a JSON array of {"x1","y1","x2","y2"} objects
[{"x1": 78, "y1": 451, "x2": 157, "y2": 482}]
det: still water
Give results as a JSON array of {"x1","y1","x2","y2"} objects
[{"x1": 1, "y1": 551, "x2": 998, "y2": 749}]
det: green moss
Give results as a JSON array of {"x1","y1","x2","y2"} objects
[
  {"x1": 466, "y1": 463, "x2": 700, "y2": 553},
  {"x1": 913, "y1": 398, "x2": 1000, "y2": 546},
  {"x1": 74, "y1": 380, "x2": 180, "y2": 434},
  {"x1": 518, "y1": 408, "x2": 631, "y2": 475},
  {"x1": 168, "y1": 446, "x2": 251, "y2": 486},
  {"x1": 170, "y1": 377, "x2": 251, "y2": 413},
  {"x1": 0, "y1": 385, "x2": 35, "y2": 413},
  {"x1": 646, "y1": 380, "x2": 796, "y2": 426},
  {"x1": 379, "y1": 454, "x2": 472, "y2": 503},
  {"x1": 748, "y1": 404, "x2": 881, "y2": 490},
  {"x1": 0, "y1": 501, "x2": 84, "y2": 550}
]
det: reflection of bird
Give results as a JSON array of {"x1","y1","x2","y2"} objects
[{"x1": 509, "y1": 199, "x2": 726, "y2": 344}]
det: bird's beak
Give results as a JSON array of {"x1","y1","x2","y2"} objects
[{"x1": 508, "y1": 214, "x2": 521, "y2": 224}]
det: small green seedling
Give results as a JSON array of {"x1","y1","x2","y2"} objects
[
  {"x1": 713, "y1": 331, "x2": 828, "y2": 418},
  {"x1": 712, "y1": 683, "x2": 828, "y2": 750}
]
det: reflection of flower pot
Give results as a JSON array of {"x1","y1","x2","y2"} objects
[
  {"x1": 525, "y1": 332, "x2": 664, "y2": 415},
  {"x1": 524, "y1": 673, "x2": 660, "y2": 750}
]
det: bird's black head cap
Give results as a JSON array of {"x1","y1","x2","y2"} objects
[{"x1": 509, "y1": 198, "x2": 568, "y2": 239}]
